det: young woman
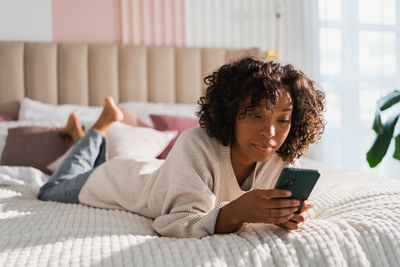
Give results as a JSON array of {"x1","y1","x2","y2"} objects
[{"x1": 38, "y1": 57, "x2": 325, "y2": 238}]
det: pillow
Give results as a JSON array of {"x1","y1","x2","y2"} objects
[
  {"x1": 20, "y1": 98, "x2": 199, "y2": 128},
  {"x1": 120, "y1": 108, "x2": 148, "y2": 127},
  {"x1": 0, "y1": 113, "x2": 13, "y2": 122},
  {"x1": 47, "y1": 122, "x2": 177, "y2": 173},
  {"x1": 47, "y1": 109, "x2": 148, "y2": 172},
  {"x1": 106, "y1": 122, "x2": 177, "y2": 160},
  {"x1": 46, "y1": 146, "x2": 73, "y2": 173},
  {"x1": 150, "y1": 114, "x2": 199, "y2": 159},
  {"x1": 118, "y1": 101, "x2": 198, "y2": 127},
  {"x1": 0, "y1": 126, "x2": 73, "y2": 174},
  {"x1": 0, "y1": 120, "x2": 64, "y2": 161},
  {"x1": 19, "y1": 98, "x2": 102, "y2": 129}
]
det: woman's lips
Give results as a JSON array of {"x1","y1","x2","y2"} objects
[{"x1": 253, "y1": 143, "x2": 274, "y2": 153}]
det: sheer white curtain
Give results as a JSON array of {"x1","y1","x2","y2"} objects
[
  {"x1": 184, "y1": 0, "x2": 313, "y2": 73},
  {"x1": 308, "y1": 0, "x2": 400, "y2": 178}
]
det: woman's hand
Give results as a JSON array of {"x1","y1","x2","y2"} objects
[
  {"x1": 275, "y1": 200, "x2": 314, "y2": 230},
  {"x1": 215, "y1": 189, "x2": 301, "y2": 234}
]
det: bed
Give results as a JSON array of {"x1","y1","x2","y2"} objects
[{"x1": 1, "y1": 41, "x2": 400, "y2": 267}]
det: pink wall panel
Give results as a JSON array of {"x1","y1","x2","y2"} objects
[
  {"x1": 121, "y1": 0, "x2": 132, "y2": 44},
  {"x1": 163, "y1": 0, "x2": 173, "y2": 45},
  {"x1": 131, "y1": 0, "x2": 142, "y2": 44},
  {"x1": 52, "y1": 0, "x2": 121, "y2": 43},
  {"x1": 173, "y1": 0, "x2": 185, "y2": 46},
  {"x1": 52, "y1": 0, "x2": 184, "y2": 45},
  {"x1": 141, "y1": 0, "x2": 153, "y2": 45},
  {"x1": 121, "y1": 0, "x2": 185, "y2": 46},
  {"x1": 153, "y1": 0, "x2": 162, "y2": 45}
]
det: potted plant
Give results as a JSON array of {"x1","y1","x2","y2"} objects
[{"x1": 367, "y1": 90, "x2": 400, "y2": 167}]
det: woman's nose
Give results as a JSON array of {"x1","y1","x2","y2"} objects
[{"x1": 261, "y1": 124, "x2": 275, "y2": 138}]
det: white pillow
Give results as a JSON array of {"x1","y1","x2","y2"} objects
[
  {"x1": 106, "y1": 122, "x2": 177, "y2": 160},
  {"x1": 19, "y1": 98, "x2": 199, "y2": 128},
  {"x1": 118, "y1": 101, "x2": 199, "y2": 127},
  {"x1": 19, "y1": 98, "x2": 102, "y2": 129},
  {"x1": 46, "y1": 122, "x2": 177, "y2": 172}
]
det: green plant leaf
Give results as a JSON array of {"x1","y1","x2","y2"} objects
[
  {"x1": 372, "y1": 90, "x2": 400, "y2": 134},
  {"x1": 373, "y1": 109, "x2": 383, "y2": 134},
  {"x1": 379, "y1": 90, "x2": 400, "y2": 111},
  {"x1": 367, "y1": 115, "x2": 399, "y2": 168},
  {"x1": 393, "y1": 134, "x2": 400, "y2": 160}
]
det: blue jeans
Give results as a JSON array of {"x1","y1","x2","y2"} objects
[{"x1": 37, "y1": 129, "x2": 107, "y2": 203}]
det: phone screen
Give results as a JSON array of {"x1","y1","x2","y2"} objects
[{"x1": 274, "y1": 167, "x2": 320, "y2": 213}]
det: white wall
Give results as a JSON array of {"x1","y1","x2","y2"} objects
[{"x1": 0, "y1": 0, "x2": 52, "y2": 42}]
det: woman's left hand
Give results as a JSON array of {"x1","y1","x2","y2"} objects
[{"x1": 275, "y1": 200, "x2": 314, "y2": 230}]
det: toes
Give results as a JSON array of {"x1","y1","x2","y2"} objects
[
  {"x1": 104, "y1": 96, "x2": 115, "y2": 107},
  {"x1": 101, "y1": 96, "x2": 123, "y2": 121}
]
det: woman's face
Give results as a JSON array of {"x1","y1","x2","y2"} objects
[{"x1": 231, "y1": 87, "x2": 293, "y2": 165}]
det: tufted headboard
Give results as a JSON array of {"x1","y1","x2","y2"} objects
[{"x1": 0, "y1": 41, "x2": 261, "y2": 119}]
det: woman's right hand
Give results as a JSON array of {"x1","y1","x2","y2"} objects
[{"x1": 215, "y1": 189, "x2": 300, "y2": 234}]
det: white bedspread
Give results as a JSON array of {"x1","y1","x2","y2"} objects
[{"x1": 0, "y1": 165, "x2": 399, "y2": 267}]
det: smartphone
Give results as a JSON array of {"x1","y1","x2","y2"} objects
[{"x1": 274, "y1": 167, "x2": 320, "y2": 214}]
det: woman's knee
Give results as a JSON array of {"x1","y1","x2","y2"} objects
[
  {"x1": 37, "y1": 183, "x2": 54, "y2": 201},
  {"x1": 37, "y1": 181, "x2": 80, "y2": 204}
]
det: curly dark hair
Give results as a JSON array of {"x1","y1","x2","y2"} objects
[{"x1": 197, "y1": 57, "x2": 325, "y2": 162}]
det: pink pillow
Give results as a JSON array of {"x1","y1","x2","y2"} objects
[
  {"x1": 0, "y1": 127, "x2": 73, "y2": 174},
  {"x1": 0, "y1": 113, "x2": 13, "y2": 121},
  {"x1": 150, "y1": 114, "x2": 199, "y2": 159}
]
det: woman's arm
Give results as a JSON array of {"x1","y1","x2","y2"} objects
[
  {"x1": 151, "y1": 187, "x2": 229, "y2": 238},
  {"x1": 215, "y1": 189, "x2": 301, "y2": 234},
  {"x1": 152, "y1": 184, "x2": 302, "y2": 237},
  {"x1": 215, "y1": 203, "x2": 243, "y2": 234}
]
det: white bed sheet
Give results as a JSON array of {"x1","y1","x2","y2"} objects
[{"x1": 0, "y1": 164, "x2": 399, "y2": 267}]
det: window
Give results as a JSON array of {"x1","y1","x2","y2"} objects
[{"x1": 315, "y1": 0, "x2": 400, "y2": 177}]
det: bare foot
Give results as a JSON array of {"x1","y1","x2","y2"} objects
[
  {"x1": 91, "y1": 96, "x2": 123, "y2": 134},
  {"x1": 60, "y1": 113, "x2": 85, "y2": 141}
]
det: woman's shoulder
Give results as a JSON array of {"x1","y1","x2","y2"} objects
[
  {"x1": 172, "y1": 126, "x2": 222, "y2": 157},
  {"x1": 178, "y1": 127, "x2": 216, "y2": 145}
]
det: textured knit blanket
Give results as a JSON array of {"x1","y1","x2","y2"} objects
[{"x1": 0, "y1": 165, "x2": 399, "y2": 267}]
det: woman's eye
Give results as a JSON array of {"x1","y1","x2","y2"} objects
[
  {"x1": 249, "y1": 114, "x2": 262, "y2": 119},
  {"x1": 279, "y1": 119, "x2": 290, "y2": 123}
]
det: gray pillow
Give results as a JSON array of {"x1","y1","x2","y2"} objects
[{"x1": 0, "y1": 126, "x2": 73, "y2": 174}]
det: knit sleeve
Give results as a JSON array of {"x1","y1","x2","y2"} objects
[
  {"x1": 153, "y1": 195, "x2": 229, "y2": 238},
  {"x1": 150, "y1": 128, "x2": 228, "y2": 238}
]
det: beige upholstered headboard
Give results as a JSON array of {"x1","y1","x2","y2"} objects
[{"x1": 0, "y1": 41, "x2": 261, "y2": 119}]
